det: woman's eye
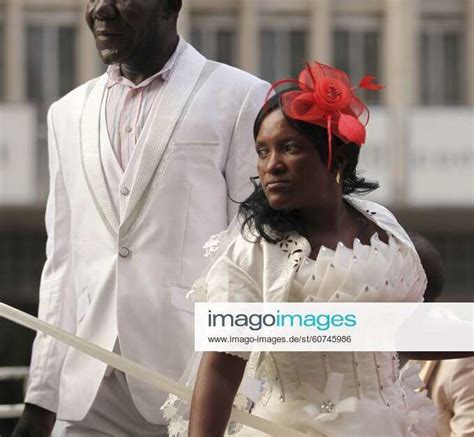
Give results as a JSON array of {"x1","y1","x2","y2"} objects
[
  {"x1": 285, "y1": 143, "x2": 299, "y2": 152},
  {"x1": 257, "y1": 148, "x2": 268, "y2": 158}
]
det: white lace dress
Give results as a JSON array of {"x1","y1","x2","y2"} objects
[{"x1": 162, "y1": 198, "x2": 437, "y2": 437}]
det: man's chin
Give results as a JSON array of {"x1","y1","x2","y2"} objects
[{"x1": 97, "y1": 48, "x2": 126, "y2": 65}]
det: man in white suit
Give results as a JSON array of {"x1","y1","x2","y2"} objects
[{"x1": 13, "y1": 1, "x2": 269, "y2": 435}]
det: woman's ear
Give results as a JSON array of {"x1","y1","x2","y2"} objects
[{"x1": 333, "y1": 144, "x2": 350, "y2": 174}]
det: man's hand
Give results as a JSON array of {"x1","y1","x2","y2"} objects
[{"x1": 12, "y1": 403, "x2": 56, "y2": 437}]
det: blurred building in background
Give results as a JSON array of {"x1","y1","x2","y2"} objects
[{"x1": 0, "y1": 0, "x2": 473, "y2": 430}]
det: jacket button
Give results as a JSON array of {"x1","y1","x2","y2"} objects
[
  {"x1": 120, "y1": 187, "x2": 130, "y2": 196},
  {"x1": 119, "y1": 247, "x2": 130, "y2": 258}
]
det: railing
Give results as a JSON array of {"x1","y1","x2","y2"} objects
[{"x1": 0, "y1": 366, "x2": 29, "y2": 419}]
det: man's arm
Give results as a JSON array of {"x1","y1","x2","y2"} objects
[
  {"x1": 448, "y1": 358, "x2": 474, "y2": 436},
  {"x1": 14, "y1": 104, "x2": 75, "y2": 436},
  {"x1": 225, "y1": 80, "x2": 270, "y2": 221}
]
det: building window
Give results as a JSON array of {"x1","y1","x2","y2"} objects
[
  {"x1": 191, "y1": 13, "x2": 236, "y2": 66},
  {"x1": 420, "y1": 17, "x2": 465, "y2": 105},
  {"x1": 26, "y1": 24, "x2": 77, "y2": 113},
  {"x1": 24, "y1": 11, "x2": 78, "y2": 200},
  {"x1": 260, "y1": 28, "x2": 307, "y2": 84},
  {"x1": 0, "y1": 22, "x2": 4, "y2": 101},
  {"x1": 333, "y1": 15, "x2": 382, "y2": 105},
  {"x1": 259, "y1": 14, "x2": 308, "y2": 83}
]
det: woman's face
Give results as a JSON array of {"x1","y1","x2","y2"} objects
[{"x1": 256, "y1": 109, "x2": 337, "y2": 210}]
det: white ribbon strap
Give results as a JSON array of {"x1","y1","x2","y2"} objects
[
  {"x1": 0, "y1": 303, "x2": 309, "y2": 437},
  {"x1": 323, "y1": 372, "x2": 344, "y2": 404},
  {"x1": 239, "y1": 375, "x2": 265, "y2": 403}
]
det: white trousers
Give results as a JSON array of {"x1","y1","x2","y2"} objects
[{"x1": 52, "y1": 369, "x2": 168, "y2": 437}]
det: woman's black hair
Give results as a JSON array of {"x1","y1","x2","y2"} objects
[
  {"x1": 165, "y1": 0, "x2": 182, "y2": 14},
  {"x1": 239, "y1": 86, "x2": 379, "y2": 243}
]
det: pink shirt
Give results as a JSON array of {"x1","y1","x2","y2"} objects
[{"x1": 105, "y1": 38, "x2": 186, "y2": 170}]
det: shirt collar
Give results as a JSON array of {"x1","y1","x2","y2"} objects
[{"x1": 106, "y1": 36, "x2": 187, "y2": 89}]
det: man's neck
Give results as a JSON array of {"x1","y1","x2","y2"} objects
[{"x1": 120, "y1": 34, "x2": 179, "y2": 85}]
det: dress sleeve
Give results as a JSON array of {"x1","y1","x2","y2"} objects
[
  {"x1": 205, "y1": 255, "x2": 263, "y2": 303},
  {"x1": 189, "y1": 230, "x2": 264, "y2": 305},
  {"x1": 188, "y1": 235, "x2": 263, "y2": 362}
]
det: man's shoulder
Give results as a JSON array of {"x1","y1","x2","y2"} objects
[
  {"x1": 204, "y1": 59, "x2": 268, "y2": 93},
  {"x1": 183, "y1": 42, "x2": 266, "y2": 88},
  {"x1": 438, "y1": 357, "x2": 474, "y2": 377},
  {"x1": 212, "y1": 61, "x2": 263, "y2": 82},
  {"x1": 50, "y1": 74, "x2": 106, "y2": 112}
]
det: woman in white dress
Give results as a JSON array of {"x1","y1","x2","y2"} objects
[{"x1": 174, "y1": 62, "x2": 438, "y2": 436}]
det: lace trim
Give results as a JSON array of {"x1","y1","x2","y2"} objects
[
  {"x1": 203, "y1": 232, "x2": 223, "y2": 258},
  {"x1": 162, "y1": 382, "x2": 264, "y2": 436}
]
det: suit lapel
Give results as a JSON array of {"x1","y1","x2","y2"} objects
[
  {"x1": 120, "y1": 45, "x2": 206, "y2": 232},
  {"x1": 80, "y1": 74, "x2": 120, "y2": 237}
]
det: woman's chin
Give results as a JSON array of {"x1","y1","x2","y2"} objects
[{"x1": 267, "y1": 196, "x2": 294, "y2": 210}]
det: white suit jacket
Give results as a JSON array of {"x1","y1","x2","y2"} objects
[{"x1": 25, "y1": 44, "x2": 269, "y2": 423}]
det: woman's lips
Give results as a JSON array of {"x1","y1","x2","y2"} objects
[{"x1": 265, "y1": 180, "x2": 290, "y2": 190}]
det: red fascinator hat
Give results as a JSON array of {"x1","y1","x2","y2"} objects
[{"x1": 268, "y1": 62, "x2": 383, "y2": 169}]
